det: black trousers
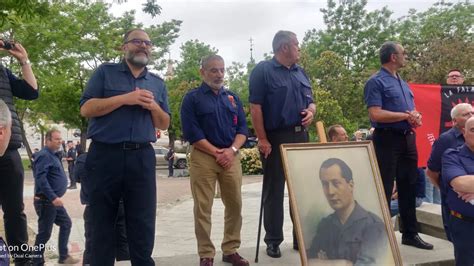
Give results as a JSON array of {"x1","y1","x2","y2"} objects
[
  {"x1": 83, "y1": 201, "x2": 130, "y2": 264},
  {"x1": 85, "y1": 142, "x2": 156, "y2": 266},
  {"x1": 0, "y1": 149, "x2": 30, "y2": 264},
  {"x1": 372, "y1": 128, "x2": 418, "y2": 235},
  {"x1": 261, "y1": 128, "x2": 308, "y2": 246},
  {"x1": 67, "y1": 162, "x2": 75, "y2": 187}
]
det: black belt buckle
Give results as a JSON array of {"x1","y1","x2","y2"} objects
[{"x1": 122, "y1": 142, "x2": 141, "y2": 150}]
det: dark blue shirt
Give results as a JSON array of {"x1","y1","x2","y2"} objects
[
  {"x1": 4, "y1": 67, "x2": 39, "y2": 100},
  {"x1": 34, "y1": 147, "x2": 68, "y2": 201},
  {"x1": 180, "y1": 83, "x2": 248, "y2": 148},
  {"x1": 428, "y1": 127, "x2": 464, "y2": 172},
  {"x1": 249, "y1": 57, "x2": 313, "y2": 131},
  {"x1": 442, "y1": 145, "x2": 474, "y2": 217},
  {"x1": 80, "y1": 61, "x2": 170, "y2": 144},
  {"x1": 364, "y1": 68, "x2": 415, "y2": 130}
]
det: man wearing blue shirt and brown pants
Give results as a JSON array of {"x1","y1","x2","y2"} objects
[
  {"x1": 181, "y1": 55, "x2": 249, "y2": 266},
  {"x1": 32, "y1": 129, "x2": 78, "y2": 265},
  {"x1": 442, "y1": 116, "x2": 474, "y2": 265},
  {"x1": 249, "y1": 30, "x2": 316, "y2": 258},
  {"x1": 364, "y1": 41, "x2": 433, "y2": 249},
  {"x1": 80, "y1": 28, "x2": 170, "y2": 265}
]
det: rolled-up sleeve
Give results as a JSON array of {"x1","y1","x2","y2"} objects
[
  {"x1": 249, "y1": 63, "x2": 265, "y2": 105},
  {"x1": 180, "y1": 93, "x2": 206, "y2": 144},
  {"x1": 80, "y1": 66, "x2": 104, "y2": 106},
  {"x1": 442, "y1": 149, "x2": 466, "y2": 184},
  {"x1": 235, "y1": 95, "x2": 249, "y2": 137},
  {"x1": 364, "y1": 78, "x2": 382, "y2": 108}
]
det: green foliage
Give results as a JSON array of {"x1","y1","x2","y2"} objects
[
  {"x1": 240, "y1": 148, "x2": 263, "y2": 175},
  {"x1": 1, "y1": 1, "x2": 180, "y2": 153},
  {"x1": 0, "y1": 0, "x2": 50, "y2": 27},
  {"x1": 397, "y1": 1, "x2": 474, "y2": 83}
]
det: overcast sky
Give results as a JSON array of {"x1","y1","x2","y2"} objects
[{"x1": 110, "y1": 0, "x2": 447, "y2": 66}]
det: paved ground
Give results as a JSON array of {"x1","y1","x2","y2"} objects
[{"x1": 1, "y1": 168, "x2": 455, "y2": 265}]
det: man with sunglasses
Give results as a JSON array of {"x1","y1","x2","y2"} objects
[
  {"x1": 80, "y1": 28, "x2": 170, "y2": 265},
  {"x1": 364, "y1": 41, "x2": 433, "y2": 250}
]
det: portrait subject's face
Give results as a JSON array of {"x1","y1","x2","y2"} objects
[{"x1": 320, "y1": 164, "x2": 354, "y2": 212}]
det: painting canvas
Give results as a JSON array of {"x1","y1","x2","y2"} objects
[{"x1": 280, "y1": 141, "x2": 402, "y2": 266}]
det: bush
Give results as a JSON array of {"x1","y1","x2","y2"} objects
[{"x1": 240, "y1": 148, "x2": 263, "y2": 175}]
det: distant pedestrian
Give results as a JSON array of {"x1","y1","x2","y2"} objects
[
  {"x1": 167, "y1": 148, "x2": 175, "y2": 177},
  {"x1": 32, "y1": 129, "x2": 79, "y2": 265},
  {"x1": 65, "y1": 141, "x2": 76, "y2": 189}
]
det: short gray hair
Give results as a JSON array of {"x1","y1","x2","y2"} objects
[
  {"x1": 200, "y1": 54, "x2": 224, "y2": 69},
  {"x1": 451, "y1": 103, "x2": 473, "y2": 119},
  {"x1": 0, "y1": 99, "x2": 11, "y2": 128},
  {"x1": 379, "y1": 41, "x2": 399, "y2": 64},
  {"x1": 272, "y1": 30, "x2": 296, "y2": 54}
]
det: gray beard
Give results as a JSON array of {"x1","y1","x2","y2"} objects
[{"x1": 127, "y1": 54, "x2": 149, "y2": 68}]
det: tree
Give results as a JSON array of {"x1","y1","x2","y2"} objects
[
  {"x1": 302, "y1": 0, "x2": 395, "y2": 72},
  {"x1": 166, "y1": 40, "x2": 217, "y2": 147},
  {"x1": 397, "y1": 1, "x2": 474, "y2": 83},
  {"x1": 1, "y1": 2, "x2": 181, "y2": 157}
]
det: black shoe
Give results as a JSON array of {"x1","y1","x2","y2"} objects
[
  {"x1": 402, "y1": 235, "x2": 434, "y2": 250},
  {"x1": 266, "y1": 244, "x2": 281, "y2": 258}
]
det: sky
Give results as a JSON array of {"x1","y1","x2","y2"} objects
[{"x1": 109, "y1": 0, "x2": 447, "y2": 67}]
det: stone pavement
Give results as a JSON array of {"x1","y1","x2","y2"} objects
[{"x1": 3, "y1": 171, "x2": 455, "y2": 265}]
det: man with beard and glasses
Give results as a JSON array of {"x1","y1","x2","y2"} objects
[{"x1": 80, "y1": 28, "x2": 170, "y2": 266}]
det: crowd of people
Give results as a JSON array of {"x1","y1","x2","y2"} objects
[{"x1": 0, "y1": 27, "x2": 472, "y2": 266}]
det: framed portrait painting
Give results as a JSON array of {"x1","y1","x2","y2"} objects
[{"x1": 280, "y1": 141, "x2": 401, "y2": 266}]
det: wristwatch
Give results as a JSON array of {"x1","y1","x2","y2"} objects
[
  {"x1": 231, "y1": 146, "x2": 239, "y2": 155},
  {"x1": 19, "y1": 59, "x2": 31, "y2": 66}
]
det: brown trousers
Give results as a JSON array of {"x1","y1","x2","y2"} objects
[{"x1": 189, "y1": 146, "x2": 243, "y2": 258}]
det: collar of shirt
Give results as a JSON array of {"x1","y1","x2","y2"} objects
[
  {"x1": 329, "y1": 201, "x2": 368, "y2": 228},
  {"x1": 379, "y1": 67, "x2": 403, "y2": 80},
  {"x1": 451, "y1": 126, "x2": 464, "y2": 139},
  {"x1": 270, "y1": 57, "x2": 299, "y2": 71},
  {"x1": 459, "y1": 144, "x2": 474, "y2": 160},
  {"x1": 199, "y1": 82, "x2": 225, "y2": 95},
  {"x1": 119, "y1": 60, "x2": 150, "y2": 80}
]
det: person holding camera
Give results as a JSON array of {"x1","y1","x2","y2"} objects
[{"x1": 0, "y1": 38, "x2": 38, "y2": 266}]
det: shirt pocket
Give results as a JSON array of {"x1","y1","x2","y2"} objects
[
  {"x1": 103, "y1": 76, "x2": 132, "y2": 97},
  {"x1": 383, "y1": 86, "x2": 400, "y2": 105},
  {"x1": 461, "y1": 156, "x2": 474, "y2": 173}
]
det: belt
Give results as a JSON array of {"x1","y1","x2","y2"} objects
[
  {"x1": 269, "y1": 126, "x2": 306, "y2": 134},
  {"x1": 450, "y1": 210, "x2": 474, "y2": 223},
  {"x1": 34, "y1": 194, "x2": 48, "y2": 200},
  {"x1": 376, "y1": 127, "x2": 413, "y2": 135},
  {"x1": 95, "y1": 141, "x2": 150, "y2": 150}
]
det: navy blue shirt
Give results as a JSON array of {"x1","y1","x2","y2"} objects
[
  {"x1": 249, "y1": 57, "x2": 313, "y2": 131},
  {"x1": 442, "y1": 145, "x2": 474, "y2": 217},
  {"x1": 34, "y1": 147, "x2": 68, "y2": 201},
  {"x1": 4, "y1": 67, "x2": 39, "y2": 100},
  {"x1": 364, "y1": 68, "x2": 415, "y2": 130},
  {"x1": 181, "y1": 83, "x2": 248, "y2": 148},
  {"x1": 80, "y1": 61, "x2": 170, "y2": 144},
  {"x1": 428, "y1": 127, "x2": 464, "y2": 172}
]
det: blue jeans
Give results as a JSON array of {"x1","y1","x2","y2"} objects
[
  {"x1": 424, "y1": 176, "x2": 441, "y2": 204},
  {"x1": 32, "y1": 199, "x2": 72, "y2": 265}
]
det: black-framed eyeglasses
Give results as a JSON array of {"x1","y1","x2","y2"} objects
[
  {"x1": 124, "y1": 39, "x2": 153, "y2": 47},
  {"x1": 448, "y1": 75, "x2": 463, "y2": 79}
]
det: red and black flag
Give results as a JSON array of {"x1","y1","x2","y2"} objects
[{"x1": 410, "y1": 84, "x2": 474, "y2": 167}]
